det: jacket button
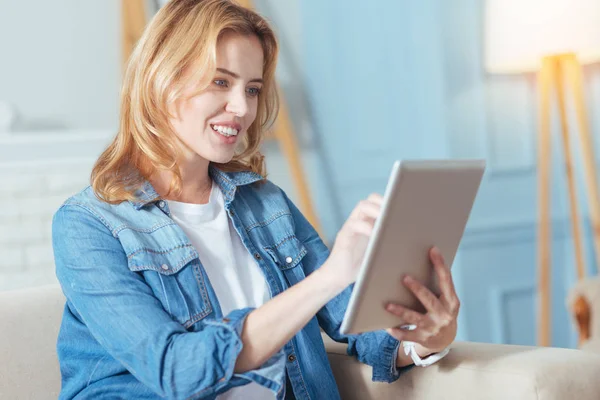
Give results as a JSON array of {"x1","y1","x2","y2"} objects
[
  {"x1": 161, "y1": 264, "x2": 169, "y2": 270},
  {"x1": 285, "y1": 256, "x2": 293, "y2": 264},
  {"x1": 158, "y1": 200, "x2": 166, "y2": 208},
  {"x1": 223, "y1": 317, "x2": 230, "y2": 323},
  {"x1": 254, "y1": 253, "x2": 262, "y2": 260},
  {"x1": 288, "y1": 354, "x2": 296, "y2": 362}
]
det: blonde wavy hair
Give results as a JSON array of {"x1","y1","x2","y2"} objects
[{"x1": 91, "y1": 0, "x2": 279, "y2": 203}]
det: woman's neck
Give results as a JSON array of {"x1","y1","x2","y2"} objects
[{"x1": 149, "y1": 163, "x2": 213, "y2": 205}]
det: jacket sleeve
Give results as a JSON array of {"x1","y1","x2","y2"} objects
[
  {"x1": 52, "y1": 204, "x2": 286, "y2": 399},
  {"x1": 281, "y1": 190, "x2": 413, "y2": 383}
]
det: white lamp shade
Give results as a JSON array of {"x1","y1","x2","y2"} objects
[{"x1": 484, "y1": 0, "x2": 600, "y2": 73}]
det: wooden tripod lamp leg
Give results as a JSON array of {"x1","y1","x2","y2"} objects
[
  {"x1": 273, "y1": 95, "x2": 324, "y2": 237},
  {"x1": 565, "y1": 54, "x2": 600, "y2": 276},
  {"x1": 555, "y1": 56, "x2": 588, "y2": 282},
  {"x1": 537, "y1": 56, "x2": 554, "y2": 347}
]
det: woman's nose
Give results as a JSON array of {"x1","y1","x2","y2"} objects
[{"x1": 225, "y1": 89, "x2": 249, "y2": 117}]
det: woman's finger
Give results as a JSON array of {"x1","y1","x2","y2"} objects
[
  {"x1": 403, "y1": 275, "x2": 449, "y2": 320},
  {"x1": 348, "y1": 218, "x2": 375, "y2": 237},
  {"x1": 367, "y1": 193, "x2": 384, "y2": 206},
  {"x1": 352, "y1": 199, "x2": 381, "y2": 222},
  {"x1": 430, "y1": 248, "x2": 460, "y2": 316},
  {"x1": 386, "y1": 303, "x2": 429, "y2": 328},
  {"x1": 386, "y1": 326, "x2": 423, "y2": 343}
]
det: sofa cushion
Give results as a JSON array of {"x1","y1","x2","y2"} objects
[{"x1": 0, "y1": 284, "x2": 64, "y2": 399}]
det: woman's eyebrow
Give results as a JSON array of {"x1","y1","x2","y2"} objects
[{"x1": 216, "y1": 67, "x2": 263, "y2": 83}]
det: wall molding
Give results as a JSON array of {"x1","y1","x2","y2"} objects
[
  {"x1": 461, "y1": 217, "x2": 576, "y2": 249},
  {"x1": 490, "y1": 283, "x2": 536, "y2": 344},
  {"x1": 0, "y1": 130, "x2": 113, "y2": 167}
]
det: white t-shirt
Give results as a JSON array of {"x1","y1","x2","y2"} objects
[{"x1": 167, "y1": 182, "x2": 274, "y2": 400}]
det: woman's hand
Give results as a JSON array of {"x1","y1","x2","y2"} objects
[
  {"x1": 321, "y1": 193, "x2": 383, "y2": 290},
  {"x1": 385, "y1": 247, "x2": 460, "y2": 355}
]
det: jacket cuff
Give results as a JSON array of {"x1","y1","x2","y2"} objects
[
  {"x1": 205, "y1": 308, "x2": 287, "y2": 396},
  {"x1": 372, "y1": 333, "x2": 414, "y2": 383}
]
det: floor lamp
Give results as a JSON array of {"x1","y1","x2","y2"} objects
[
  {"x1": 485, "y1": 0, "x2": 600, "y2": 346},
  {"x1": 122, "y1": 0, "x2": 324, "y2": 239}
]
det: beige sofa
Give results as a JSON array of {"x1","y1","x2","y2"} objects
[{"x1": 3, "y1": 285, "x2": 600, "y2": 400}]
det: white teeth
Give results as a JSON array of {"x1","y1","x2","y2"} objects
[{"x1": 211, "y1": 125, "x2": 239, "y2": 137}]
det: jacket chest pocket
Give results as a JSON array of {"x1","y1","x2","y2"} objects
[
  {"x1": 127, "y1": 245, "x2": 213, "y2": 329},
  {"x1": 264, "y1": 235, "x2": 308, "y2": 286}
]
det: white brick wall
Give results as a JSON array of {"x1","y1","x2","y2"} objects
[
  {"x1": 0, "y1": 130, "x2": 111, "y2": 291},
  {"x1": 0, "y1": 162, "x2": 98, "y2": 291}
]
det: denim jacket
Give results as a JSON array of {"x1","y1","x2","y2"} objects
[{"x1": 52, "y1": 165, "x2": 408, "y2": 400}]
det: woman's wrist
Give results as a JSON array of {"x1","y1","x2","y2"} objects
[
  {"x1": 396, "y1": 339, "x2": 451, "y2": 368},
  {"x1": 315, "y1": 262, "x2": 352, "y2": 295},
  {"x1": 414, "y1": 343, "x2": 436, "y2": 358}
]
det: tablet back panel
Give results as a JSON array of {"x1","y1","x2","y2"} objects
[{"x1": 340, "y1": 160, "x2": 485, "y2": 334}]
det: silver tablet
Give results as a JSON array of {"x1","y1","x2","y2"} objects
[{"x1": 339, "y1": 159, "x2": 486, "y2": 335}]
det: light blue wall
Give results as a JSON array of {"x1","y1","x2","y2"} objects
[
  {"x1": 0, "y1": 0, "x2": 121, "y2": 130},
  {"x1": 300, "y1": 0, "x2": 600, "y2": 347},
  {"x1": 301, "y1": 0, "x2": 448, "y2": 215}
]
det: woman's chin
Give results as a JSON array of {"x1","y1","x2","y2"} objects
[
  {"x1": 180, "y1": 146, "x2": 234, "y2": 165},
  {"x1": 207, "y1": 151, "x2": 235, "y2": 164}
]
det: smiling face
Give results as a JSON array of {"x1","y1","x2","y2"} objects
[{"x1": 169, "y1": 31, "x2": 265, "y2": 165}]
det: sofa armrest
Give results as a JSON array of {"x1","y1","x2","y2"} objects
[{"x1": 323, "y1": 334, "x2": 600, "y2": 400}]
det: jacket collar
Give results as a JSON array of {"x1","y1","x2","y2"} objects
[{"x1": 129, "y1": 164, "x2": 264, "y2": 210}]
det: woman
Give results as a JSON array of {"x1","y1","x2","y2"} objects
[{"x1": 52, "y1": 0, "x2": 460, "y2": 399}]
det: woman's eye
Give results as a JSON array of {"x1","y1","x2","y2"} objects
[
  {"x1": 247, "y1": 87, "x2": 261, "y2": 97},
  {"x1": 214, "y1": 79, "x2": 228, "y2": 87}
]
